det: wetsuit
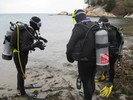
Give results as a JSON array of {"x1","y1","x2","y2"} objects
[
  {"x1": 108, "y1": 25, "x2": 121, "y2": 83},
  {"x1": 11, "y1": 26, "x2": 36, "y2": 95},
  {"x1": 66, "y1": 21, "x2": 97, "y2": 100},
  {"x1": 103, "y1": 24, "x2": 121, "y2": 83}
]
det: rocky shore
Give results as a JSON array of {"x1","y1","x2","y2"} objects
[
  {"x1": 0, "y1": 36, "x2": 133, "y2": 100},
  {"x1": 58, "y1": 6, "x2": 133, "y2": 19},
  {"x1": 85, "y1": 6, "x2": 116, "y2": 17},
  {"x1": 0, "y1": 27, "x2": 133, "y2": 100},
  {"x1": 85, "y1": 6, "x2": 133, "y2": 18}
]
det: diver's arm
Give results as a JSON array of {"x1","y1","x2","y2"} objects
[
  {"x1": 36, "y1": 36, "x2": 48, "y2": 43},
  {"x1": 66, "y1": 26, "x2": 83, "y2": 62}
]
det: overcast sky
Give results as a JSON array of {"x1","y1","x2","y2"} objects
[{"x1": 0, "y1": 0, "x2": 87, "y2": 13}]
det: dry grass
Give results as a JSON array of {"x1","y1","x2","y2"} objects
[{"x1": 114, "y1": 56, "x2": 133, "y2": 96}]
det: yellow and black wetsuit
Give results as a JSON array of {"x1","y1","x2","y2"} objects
[{"x1": 11, "y1": 25, "x2": 35, "y2": 95}]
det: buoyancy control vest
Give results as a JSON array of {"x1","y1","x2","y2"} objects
[
  {"x1": 71, "y1": 22, "x2": 98, "y2": 61},
  {"x1": 2, "y1": 22, "x2": 32, "y2": 60},
  {"x1": 72, "y1": 22, "x2": 109, "y2": 70}
]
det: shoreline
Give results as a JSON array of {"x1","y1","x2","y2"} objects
[{"x1": 58, "y1": 6, "x2": 133, "y2": 19}]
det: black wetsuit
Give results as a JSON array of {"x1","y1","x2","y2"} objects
[
  {"x1": 66, "y1": 21, "x2": 97, "y2": 100},
  {"x1": 11, "y1": 26, "x2": 35, "y2": 95},
  {"x1": 107, "y1": 25, "x2": 121, "y2": 83}
]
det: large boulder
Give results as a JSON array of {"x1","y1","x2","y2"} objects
[
  {"x1": 58, "y1": 11, "x2": 68, "y2": 15},
  {"x1": 85, "y1": 6, "x2": 116, "y2": 17},
  {"x1": 124, "y1": 13, "x2": 133, "y2": 18}
]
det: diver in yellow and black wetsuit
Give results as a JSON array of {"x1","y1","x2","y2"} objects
[{"x1": 11, "y1": 16, "x2": 47, "y2": 96}]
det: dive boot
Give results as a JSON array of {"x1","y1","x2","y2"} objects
[
  {"x1": 100, "y1": 82, "x2": 113, "y2": 98},
  {"x1": 95, "y1": 73, "x2": 106, "y2": 82}
]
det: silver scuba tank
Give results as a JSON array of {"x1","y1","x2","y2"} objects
[
  {"x1": 95, "y1": 29, "x2": 109, "y2": 71},
  {"x1": 2, "y1": 30, "x2": 13, "y2": 60}
]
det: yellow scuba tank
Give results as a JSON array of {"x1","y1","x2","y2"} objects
[{"x1": 2, "y1": 29, "x2": 13, "y2": 60}]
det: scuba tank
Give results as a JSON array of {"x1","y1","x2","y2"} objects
[
  {"x1": 2, "y1": 25, "x2": 14, "y2": 60},
  {"x1": 95, "y1": 27, "x2": 109, "y2": 71}
]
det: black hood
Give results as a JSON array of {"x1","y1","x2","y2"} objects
[
  {"x1": 75, "y1": 9, "x2": 86, "y2": 23},
  {"x1": 29, "y1": 16, "x2": 41, "y2": 31}
]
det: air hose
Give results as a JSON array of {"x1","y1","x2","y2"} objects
[{"x1": 16, "y1": 23, "x2": 27, "y2": 79}]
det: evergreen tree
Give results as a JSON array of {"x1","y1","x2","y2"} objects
[
  {"x1": 105, "y1": 0, "x2": 116, "y2": 12},
  {"x1": 103, "y1": 0, "x2": 108, "y2": 5},
  {"x1": 97, "y1": 0, "x2": 102, "y2": 5},
  {"x1": 91, "y1": 1, "x2": 96, "y2": 6}
]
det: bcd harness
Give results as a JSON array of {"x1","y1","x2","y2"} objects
[{"x1": 13, "y1": 23, "x2": 27, "y2": 79}]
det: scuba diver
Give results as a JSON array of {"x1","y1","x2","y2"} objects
[
  {"x1": 10, "y1": 16, "x2": 48, "y2": 96},
  {"x1": 66, "y1": 9, "x2": 98, "y2": 100},
  {"x1": 97, "y1": 16, "x2": 124, "y2": 98}
]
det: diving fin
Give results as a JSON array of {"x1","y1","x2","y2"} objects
[{"x1": 100, "y1": 82, "x2": 113, "y2": 98}]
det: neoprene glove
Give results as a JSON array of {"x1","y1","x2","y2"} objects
[
  {"x1": 31, "y1": 41, "x2": 43, "y2": 49},
  {"x1": 66, "y1": 54, "x2": 74, "y2": 63},
  {"x1": 38, "y1": 43, "x2": 45, "y2": 50},
  {"x1": 39, "y1": 37, "x2": 48, "y2": 43},
  {"x1": 37, "y1": 41, "x2": 46, "y2": 50}
]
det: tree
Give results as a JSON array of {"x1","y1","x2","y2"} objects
[
  {"x1": 105, "y1": 0, "x2": 116, "y2": 12},
  {"x1": 103, "y1": 0, "x2": 108, "y2": 5},
  {"x1": 91, "y1": 1, "x2": 96, "y2": 6},
  {"x1": 97, "y1": 0, "x2": 102, "y2": 5}
]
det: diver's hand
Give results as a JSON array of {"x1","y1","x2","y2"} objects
[
  {"x1": 38, "y1": 43, "x2": 46, "y2": 50},
  {"x1": 39, "y1": 37, "x2": 48, "y2": 43},
  {"x1": 66, "y1": 54, "x2": 74, "y2": 63},
  {"x1": 31, "y1": 41, "x2": 43, "y2": 49}
]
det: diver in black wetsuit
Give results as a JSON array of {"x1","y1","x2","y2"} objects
[
  {"x1": 66, "y1": 9, "x2": 97, "y2": 100},
  {"x1": 97, "y1": 16, "x2": 124, "y2": 98},
  {"x1": 98, "y1": 16, "x2": 123, "y2": 84},
  {"x1": 11, "y1": 16, "x2": 47, "y2": 96}
]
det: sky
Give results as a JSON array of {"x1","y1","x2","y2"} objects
[{"x1": 0, "y1": 0, "x2": 87, "y2": 13}]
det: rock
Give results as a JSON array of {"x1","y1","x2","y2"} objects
[
  {"x1": 119, "y1": 94, "x2": 127, "y2": 100},
  {"x1": 36, "y1": 92, "x2": 47, "y2": 99},
  {"x1": 45, "y1": 74, "x2": 54, "y2": 79},
  {"x1": 85, "y1": 6, "x2": 116, "y2": 17},
  {"x1": 0, "y1": 87, "x2": 5, "y2": 90},
  {"x1": 46, "y1": 90, "x2": 80, "y2": 100},
  {"x1": 41, "y1": 87, "x2": 51, "y2": 92},
  {"x1": 58, "y1": 11, "x2": 68, "y2": 15},
  {"x1": 126, "y1": 96, "x2": 133, "y2": 100},
  {"x1": 7, "y1": 88, "x2": 12, "y2": 91},
  {"x1": 124, "y1": 13, "x2": 133, "y2": 18}
]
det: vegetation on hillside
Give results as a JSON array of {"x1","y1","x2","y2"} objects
[{"x1": 85, "y1": 0, "x2": 133, "y2": 16}]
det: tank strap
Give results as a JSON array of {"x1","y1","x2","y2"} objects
[
  {"x1": 13, "y1": 49, "x2": 19, "y2": 53},
  {"x1": 96, "y1": 43, "x2": 109, "y2": 49}
]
